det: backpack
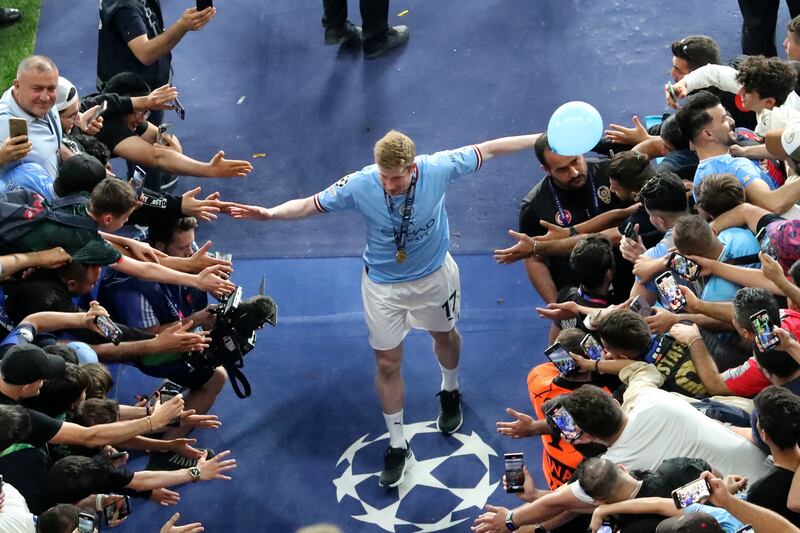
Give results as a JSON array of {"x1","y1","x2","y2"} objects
[{"x1": 0, "y1": 190, "x2": 97, "y2": 246}]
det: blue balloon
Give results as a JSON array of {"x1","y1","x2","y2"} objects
[{"x1": 546, "y1": 101, "x2": 603, "y2": 156}]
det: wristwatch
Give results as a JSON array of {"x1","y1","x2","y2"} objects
[
  {"x1": 569, "y1": 226, "x2": 578, "y2": 236},
  {"x1": 505, "y1": 510, "x2": 518, "y2": 531},
  {"x1": 188, "y1": 466, "x2": 201, "y2": 483}
]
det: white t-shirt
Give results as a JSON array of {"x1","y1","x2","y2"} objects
[
  {"x1": 572, "y1": 388, "x2": 771, "y2": 503},
  {"x1": 0, "y1": 483, "x2": 36, "y2": 533}
]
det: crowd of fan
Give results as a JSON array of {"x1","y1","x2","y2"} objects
[
  {"x1": 0, "y1": 1, "x2": 262, "y2": 532},
  {"x1": 470, "y1": 17, "x2": 800, "y2": 533}
]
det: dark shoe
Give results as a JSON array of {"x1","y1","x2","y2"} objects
[
  {"x1": 0, "y1": 8, "x2": 21, "y2": 25},
  {"x1": 436, "y1": 389, "x2": 463, "y2": 434},
  {"x1": 324, "y1": 21, "x2": 362, "y2": 46},
  {"x1": 147, "y1": 448, "x2": 215, "y2": 471},
  {"x1": 379, "y1": 443, "x2": 414, "y2": 487},
  {"x1": 364, "y1": 25, "x2": 409, "y2": 59}
]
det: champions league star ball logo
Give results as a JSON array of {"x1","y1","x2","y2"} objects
[{"x1": 333, "y1": 421, "x2": 499, "y2": 532}]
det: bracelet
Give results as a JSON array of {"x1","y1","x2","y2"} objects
[
  {"x1": 594, "y1": 358, "x2": 601, "y2": 374},
  {"x1": 687, "y1": 336, "x2": 704, "y2": 350},
  {"x1": 532, "y1": 240, "x2": 538, "y2": 257},
  {"x1": 95, "y1": 493, "x2": 105, "y2": 511},
  {"x1": 146, "y1": 416, "x2": 153, "y2": 432},
  {"x1": 569, "y1": 226, "x2": 578, "y2": 236}
]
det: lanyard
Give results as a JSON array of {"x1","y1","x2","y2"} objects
[
  {"x1": 383, "y1": 168, "x2": 419, "y2": 254},
  {"x1": 577, "y1": 287, "x2": 609, "y2": 306},
  {"x1": 547, "y1": 171, "x2": 599, "y2": 223}
]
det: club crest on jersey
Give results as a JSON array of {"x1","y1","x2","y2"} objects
[
  {"x1": 555, "y1": 210, "x2": 572, "y2": 225},
  {"x1": 598, "y1": 185, "x2": 612, "y2": 204}
]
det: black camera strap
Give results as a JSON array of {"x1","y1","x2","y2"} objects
[{"x1": 227, "y1": 364, "x2": 252, "y2": 399}]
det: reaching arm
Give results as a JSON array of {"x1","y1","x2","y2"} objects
[
  {"x1": 744, "y1": 178, "x2": 800, "y2": 216},
  {"x1": 228, "y1": 196, "x2": 319, "y2": 221},
  {"x1": 704, "y1": 472, "x2": 800, "y2": 532},
  {"x1": 110, "y1": 257, "x2": 234, "y2": 297},
  {"x1": 593, "y1": 497, "x2": 681, "y2": 523},
  {"x1": 524, "y1": 257, "x2": 559, "y2": 304},
  {"x1": 0, "y1": 248, "x2": 71, "y2": 279},
  {"x1": 126, "y1": 8, "x2": 215, "y2": 66},
  {"x1": 113, "y1": 136, "x2": 252, "y2": 178},
  {"x1": 670, "y1": 323, "x2": 732, "y2": 396},
  {"x1": 474, "y1": 134, "x2": 540, "y2": 161},
  {"x1": 680, "y1": 64, "x2": 742, "y2": 94},
  {"x1": 709, "y1": 203, "x2": 765, "y2": 235},
  {"x1": 126, "y1": 450, "x2": 235, "y2": 491}
]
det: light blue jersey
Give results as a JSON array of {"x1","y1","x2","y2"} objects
[
  {"x1": 0, "y1": 162, "x2": 55, "y2": 201},
  {"x1": 702, "y1": 227, "x2": 760, "y2": 302},
  {"x1": 693, "y1": 153, "x2": 776, "y2": 201},
  {"x1": 316, "y1": 145, "x2": 483, "y2": 283}
]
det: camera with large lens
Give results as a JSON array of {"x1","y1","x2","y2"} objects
[{"x1": 186, "y1": 286, "x2": 277, "y2": 398}]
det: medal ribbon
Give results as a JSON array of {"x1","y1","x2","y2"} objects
[
  {"x1": 384, "y1": 168, "x2": 419, "y2": 256},
  {"x1": 547, "y1": 171, "x2": 599, "y2": 224}
]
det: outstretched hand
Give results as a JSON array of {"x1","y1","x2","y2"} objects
[
  {"x1": 494, "y1": 229, "x2": 535, "y2": 264},
  {"x1": 228, "y1": 203, "x2": 271, "y2": 220},
  {"x1": 207, "y1": 151, "x2": 253, "y2": 177}
]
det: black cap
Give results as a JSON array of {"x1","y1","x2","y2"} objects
[
  {"x1": 55, "y1": 154, "x2": 107, "y2": 196},
  {"x1": 104, "y1": 71, "x2": 151, "y2": 97},
  {"x1": 1, "y1": 344, "x2": 66, "y2": 385},
  {"x1": 675, "y1": 512, "x2": 725, "y2": 533}
]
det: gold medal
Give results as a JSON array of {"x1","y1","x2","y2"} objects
[{"x1": 395, "y1": 249, "x2": 407, "y2": 263}]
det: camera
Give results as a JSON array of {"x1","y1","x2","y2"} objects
[{"x1": 185, "y1": 286, "x2": 277, "y2": 398}]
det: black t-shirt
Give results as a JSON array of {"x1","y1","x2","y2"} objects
[
  {"x1": 95, "y1": 115, "x2": 147, "y2": 155},
  {"x1": 97, "y1": 0, "x2": 171, "y2": 90},
  {"x1": 0, "y1": 392, "x2": 62, "y2": 447},
  {"x1": 554, "y1": 286, "x2": 611, "y2": 332},
  {"x1": 519, "y1": 159, "x2": 619, "y2": 289},
  {"x1": 613, "y1": 457, "x2": 711, "y2": 533},
  {"x1": 747, "y1": 466, "x2": 800, "y2": 527},
  {"x1": 0, "y1": 447, "x2": 53, "y2": 514}
]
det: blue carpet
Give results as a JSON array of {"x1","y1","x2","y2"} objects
[{"x1": 32, "y1": 0, "x2": 790, "y2": 530}]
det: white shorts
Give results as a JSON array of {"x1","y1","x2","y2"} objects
[{"x1": 361, "y1": 253, "x2": 461, "y2": 351}]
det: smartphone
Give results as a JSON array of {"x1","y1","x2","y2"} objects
[
  {"x1": 671, "y1": 477, "x2": 711, "y2": 509},
  {"x1": 545, "y1": 402, "x2": 582, "y2": 443},
  {"x1": 734, "y1": 526, "x2": 754, "y2": 533},
  {"x1": 750, "y1": 309, "x2": 780, "y2": 352},
  {"x1": 94, "y1": 315, "x2": 122, "y2": 345},
  {"x1": 629, "y1": 294, "x2": 654, "y2": 317},
  {"x1": 156, "y1": 122, "x2": 174, "y2": 145},
  {"x1": 504, "y1": 453, "x2": 525, "y2": 493},
  {"x1": 172, "y1": 97, "x2": 186, "y2": 120},
  {"x1": 8, "y1": 117, "x2": 27, "y2": 140},
  {"x1": 89, "y1": 100, "x2": 108, "y2": 124},
  {"x1": 103, "y1": 495, "x2": 131, "y2": 526},
  {"x1": 544, "y1": 342, "x2": 578, "y2": 377},
  {"x1": 668, "y1": 252, "x2": 701, "y2": 282},
  {"x1": 655, "y1": 272, "x2": 686, "y2": 313},
  {"x1": 197, "y1": 0, "x2": 213, "y2": 10},
  {"x1": 756, "y1": 227, "x2": 778, "y2": 260},
  {"x1": 77, "y1": 512, "x2": 96, "y2": 533},
  {"x1": 0, "y1": 474, "x2": 4, "y2": 492},
  {"x1": 158, "y1": 380, "x2": 183, "y2": 427},
  {"x1": 130, "y1": 166, "x2": 145, "y2": 199},
  {"x1": 623, "y1": 221, "x2": 638, "y2": 241},
  {"x1": 667, "y1": 81, "x2": 680, "y2": 106},
  {"x1": 580, "y1": 334, "x2": 604, "y2": 361}
]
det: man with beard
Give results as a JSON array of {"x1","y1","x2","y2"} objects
[
  {"x1": 676, "y1": 90, "x2": 800, "y2": 216},
  {"x1": 517, "y1": 134, "x2": 620, "y2": 304}
]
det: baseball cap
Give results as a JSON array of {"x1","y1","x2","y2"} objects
[
  {"x1": 674, "y1": 512, "x2": 725, "y2": 533},
  {"x1": 54, "y1": 154, "x2": 108, "y2": 196},
  {"x1": 764, "y1": 126, "x2": 800, "y2": 164},
  {"x1": 55, "y1": 76, "x2": 78, "y2": 112},
  {"x1": 0, "y1": 344, "x2": 66, "y2": 385}
]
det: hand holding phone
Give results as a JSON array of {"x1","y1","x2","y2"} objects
[
  {"x1": 103, "y1": 495, "x2": 131, "y2": 526},
  {"x1": 197, "y1": 0, "x2": 213, "y2": 10},
  {"x1": 580, "y1": 334, "x2": 604, "y2": 361},
  {"x1": 545, "y1": 402, "x2": 582, "y2": 443},
  {"x1": 655, "y1": 272, "x2": 687, "y2": 313},
  {"x1": 158, "y1": 380, "x2": 183, "y2": 427},
  {"x1": 672, "y1": 477, "x2": 711, "y2": 508},
  {"x1": 756, "y1": 227, "x2": 778, "y2": 260},
  {"x1": 88, "y1": 100, "x2": 108, "y2": 126},
  {"x1": 8, "y1": 118, "x2": 27, "y2": 141},
  {"x1": 504, "y1": 453, "x2": 525, "y2": 493},
  {"x1": 669, "y1": 252, "x2": 701, "y2": 281},
  {"x1": 544, "y1": 342, "x2": 578, "y2": 377},
  {"x1": 130, "y1": 166, "x2": 145, "y2": 199},
  {"x1": 78, "y1": 512, "x2": 96, "y2": 533},
  {"x1": 157, "y1": 122, "x2": 175, "y2": 145},
  {"x1": 94, "y1": 315, "x2": 122, "y2": 345},
  {"x1": 629, "y1": 294, "x2": 654, "y2": 317},
  {"x1": 623, "y1": 221, "x2": 638, "y2": 241},
  {"x1": 751, "y1": 309, "x2": 780, "y2": 352}
]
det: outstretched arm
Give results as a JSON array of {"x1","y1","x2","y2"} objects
[
  {"x1": 228, "y1": 196, "x2": 319, "y2": 221},
  {"x1": 474, "y1": 134, "x2": 540, "y2": 161}
]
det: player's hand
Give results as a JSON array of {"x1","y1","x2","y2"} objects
[
  {"x1": 228, "y1": 203, "x2": 272, "y2": 220},
  {"x1": 604, "y1": 115, "x2": 649, "y2": 145},
  {"x1": 496, "y1": 408, "x2": 536, "y2": 439},
  {"x1": 494, "y1": 230, "x2": 535, "y2": 264}
]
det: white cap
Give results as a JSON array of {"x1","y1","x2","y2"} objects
[{"x1": 55, "y1": 76, "x2": 78, "y2": 112}]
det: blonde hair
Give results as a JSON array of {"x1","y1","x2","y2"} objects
[{"x1": 374, "y1": 130, "x2": 416, "y2": 169}]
